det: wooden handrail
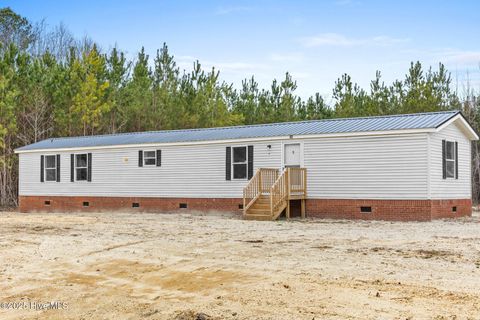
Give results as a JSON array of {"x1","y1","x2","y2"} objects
[
  {"x1": 287, "y1": 167, "x2": 307, "y2": 198},
  {"x1": 244, "y1": 167, "x2": 307, "y2": 218},
  {"x1": 259, "y1": 168, "x2": 279, "y2": 193},
  {"x1": 243, "y1": 168, "x2": 279, "y2": 213},
  {"x1": 270, "y1": 169, "x2": 288, "y2": 215},
  {"x1": 270, "y1": 167, "x2": 307, "y2": 215}
]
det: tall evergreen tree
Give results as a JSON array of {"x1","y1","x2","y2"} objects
[
  {"x1": 0, "y1": 7, "x2": 35, "y2": 50},
  {"x1": 124, "y1": 47, "x2": 152, "y2": 131},
  {"x1": 70, "y1": 44, "x2": 111, "y2": 135},
  {"x1": 0, "y1": 44, "x2": 20, "y2": 206},
  {"x1": 106, "y1": 46, "x2": 130, "y2": 133}
]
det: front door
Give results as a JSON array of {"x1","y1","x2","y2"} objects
[{"x1": 284, "y1": 143, "x2": 301, "y2": 168}]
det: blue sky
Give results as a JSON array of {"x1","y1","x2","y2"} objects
[{"x1": 4, "y1": 0, "x2": 480, "y2": 99}]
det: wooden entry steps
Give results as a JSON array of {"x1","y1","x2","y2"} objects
[
  {"x1": 243, "y1": 168, "x2": 307, "y2": 221},
  {"x1": 243, "y1": 195, "x2": 287, "y2": 221}
]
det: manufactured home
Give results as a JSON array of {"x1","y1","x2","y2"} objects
[{"x1": 15, "y1": 111, "x2": 478, "y2": 221}]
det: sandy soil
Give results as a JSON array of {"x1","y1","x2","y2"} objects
[{"x1": 0, "y1": 210, "x2": 479, "y2": 320}]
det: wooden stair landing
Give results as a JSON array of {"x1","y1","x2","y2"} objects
[{"x1": 243, "y1": 168, "x2": 306, "y2": 221}]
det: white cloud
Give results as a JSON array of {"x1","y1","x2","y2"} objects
[
  {"x1": 441, "y1": 50, "x2": 480, "y2": 65},
  {"x1": 214, "y1": 6, "x2": 253, "y2": 15},
  {"x1": 371, "y1": 36, "x2": 410, "y2": 46},
  {"x1": 299, "y1": 33, "x2": 410, "y2": 48},
  {"x1": 300, "y1": 33, "x2": 355, "y2": 47},
  {"x1": 397, "y1": 48, "x2": 480, "y2": 67}
]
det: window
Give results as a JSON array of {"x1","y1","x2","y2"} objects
[
  {"x1": 144, "y1": 150, "x2": 156, "y2": 166},
  {"x1": 226, "y1": 145, "x2": 253, "y2": 181},
  {"x1": 445, "y1": 141, "x2": 455, "y2": 178},
  {"x1": 232, "y1": 146, "x2": 247, "y2": 179},
  {"x1": 45, "y1": 155, "x2": 57, "y2": 182},
  {"x1": 75, "y1": 154, "x2": 88, "y2": 181},
  {"x1": 138, "y1": 150, "x2": 161, "y2": 167},
  {"x1": 70, "y1": 153, "x2": 91, "y2": 182}
]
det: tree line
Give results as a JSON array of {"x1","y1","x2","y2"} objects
[{"x1": 1, "y1": 7, "x2": 479, "y2": 207}]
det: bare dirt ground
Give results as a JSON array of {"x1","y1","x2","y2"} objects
[{"x1": 1, "y1": 210, "x2": 480, "y2": 320}]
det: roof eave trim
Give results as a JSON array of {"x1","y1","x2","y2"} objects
[
  {"x1": 435, "y1": 113, "x2": 479, "y2": 140},
  {"x1": 14, "y1": 128, "x2": 435, "y2": 154}
]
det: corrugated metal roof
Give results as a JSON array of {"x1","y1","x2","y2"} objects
[{"x1": 16, "y1": 111, "x2": 460, "y2": 151}]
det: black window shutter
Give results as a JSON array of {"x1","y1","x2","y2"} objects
[
  {"x1": 455, "y1": 141, "x2": 458, "y2": 179},
  {"x1": 226, "y1": 147, "x2": 231, "y2": 180},
  {"x1": 247, "y1": 145, "x2": 254, "y2": 179},
  {"x1": 40, "y1": 155, "x2": 44, "y2": 182},
  {"x1": 138, "y1": 150, "x2": 143, "y2": 167},
  {"x1": 56, "y1": 154, "x2": 60, "y2": 182},
  {"x1": 87, "y1": 153, "x2": 92, "y2": 182},
  {"x1": 442, "y1": 140, "x2": 446, "y2": 179},
  {"x1": 70, "y1": 154, "x2": 74, "y2": 182},
  {"x1": 156, "y1": 150, "x2": 161, "y2": 166}
]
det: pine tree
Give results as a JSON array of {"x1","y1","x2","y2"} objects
[
  {"x1": 0, "y1": 44, "x2": 19, "y2": 206},
  {"x1": 106, "y1": 46, "x2": 130, "y2": 132},
  {"x1": 70, "y1": 44, "x2": 111, "y2": 135},
  {"x1": 124, "y1": 47, "x2": 152, "y2": 131}
]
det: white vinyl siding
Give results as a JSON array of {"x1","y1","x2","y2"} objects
[
  {"x1": 18, "y1": 124, "x2": 473, "y2": 201},
  {"x1": 304, "y1": 134, "x2": 429, "y2": 199},
  {"x1": 19, "y1": 141, "x2": 281, "y2": 198},
  {"x1": 429, "y1": 121, "x2": 471, "y2": 199}
]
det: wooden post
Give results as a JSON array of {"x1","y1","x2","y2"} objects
[
  {"x1": 270, "y1": 187, "x2": 273, "y2": 216},
  {"x1": 286, "y1": 201, "x2": 290, "y2": 219},
  {"x1": 303, "y1": 168, "x2": 307, "y2": 198},
  {"x1": 303, "y1": 168, "x2": 307, "y2": 218},
  {"x1": 258, "y1": 169, "x2": 262, "y2": 194},
  {"x1": 286, "y1": 168, "x2": 290, "y2": 219},
  {"x1": 286, "y1": 168, "x2": 290, "y2": 199},
  {"x1": 301, "y1": 199, "x2": 305, "y2": 219},
  {"x1": 243, "y1": 189, "x2": 246, "y2": 216}
]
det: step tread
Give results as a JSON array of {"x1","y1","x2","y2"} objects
[
  {"x1": 247, "y1": 210, "x2": 271, "y2": 215},
  {"x1": 251, "y1": 203, "x2": 270, "y2": 208},
  {"x1": 243, "y1": 214, "x2": 273, "y2": 221}
]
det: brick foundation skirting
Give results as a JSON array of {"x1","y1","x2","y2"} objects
[
  {"x1": 18, "y1": 196, "x2": 472, "y2": 221},
  {"x1": 306, "y1": 198, "x2": 472, "y2": 221},
  {"x1": 18, "y1": 196, "x2": 244, "y2": 214}
]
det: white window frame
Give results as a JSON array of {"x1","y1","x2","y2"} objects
[
  {"x1": 445, "y1": 140, "x2": 456, "y2": 179},
  {"x1": 232, "y1": 146, "x2": 248, "y2": 180},
  {"x1": 75, "y1": 153, "x2": 88, "y2": 181},
  {"x1": 44, "y1": 154, "x2": 57, "y2": 182},
  {"x1": 143, "y1": 150, "x2": 157, "y2": 166}
]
